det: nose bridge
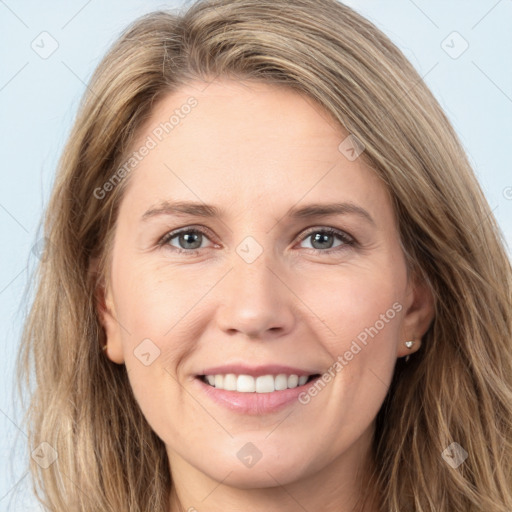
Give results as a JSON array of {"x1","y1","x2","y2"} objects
[{"x1": 215, "y1": 239, "x2": 295, "y2": 338}]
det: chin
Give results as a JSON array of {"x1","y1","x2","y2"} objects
[{"x1": 200, "y1": 452, "x2": 316, "y2": 489}]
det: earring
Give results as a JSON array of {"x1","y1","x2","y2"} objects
[
  {"x1": 405, "y1": 340, "x2": 415, "y2": 362},
  {"x1": 102, "y1": 344, "x2": 108, "y2": 351}
]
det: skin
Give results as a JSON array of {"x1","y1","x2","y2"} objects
[{"x1": 98, "y1": 79, "x2": 434, "y2": 512}]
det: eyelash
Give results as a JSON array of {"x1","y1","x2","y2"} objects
[{"x1": 157, "y1": 226, "x2": 357, "y2": 256}]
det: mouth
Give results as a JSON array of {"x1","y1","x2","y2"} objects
[
  {"x1": 197, "y1": 373, "x2": 322, "y2": 393},
  {"x1": 193, "y1": 370, "x2": 323, "y2": 415}
]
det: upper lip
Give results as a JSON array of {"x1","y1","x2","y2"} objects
[{"x1": 197, "y1": 364, "x2": 321, "y2": 378}]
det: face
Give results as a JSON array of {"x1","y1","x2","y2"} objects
[{"x1": 99, "y1": 79, "x2": 433, "y2": 492}]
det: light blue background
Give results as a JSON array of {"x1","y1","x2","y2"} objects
[{"x1": 1, "y1": 1, "x2": 511, "y2": 508}]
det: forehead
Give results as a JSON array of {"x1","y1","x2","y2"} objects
[{"x1": 119, "y1": 79, "x2": 391, "y2": 223}]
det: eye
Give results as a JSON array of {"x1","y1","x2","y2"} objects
[
  {"x1": 158, "y1": 227, "x2": 215, "y2": 254},
  {"x1": 297, "y1": 227, "x2": 355, "y2": 252}
]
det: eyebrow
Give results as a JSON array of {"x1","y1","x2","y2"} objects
[{"x1": 141, "y1": 200, "x2": 375, "y2": 225}]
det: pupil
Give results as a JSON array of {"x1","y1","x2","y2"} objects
[
  {"x1": 312, "y1": 232, "x2": 333, "y2": 249},
  {"x1": 181, "y1": 232, "x2": 201, "y2": 249}
]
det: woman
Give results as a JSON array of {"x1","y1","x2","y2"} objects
[{"x1": 17, "y1": 0, "x2": 512, "y2": 510}]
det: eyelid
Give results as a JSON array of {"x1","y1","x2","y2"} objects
[
  {"x1": 296, "y1": 226, "x2": 355, "y2": 244},
  {"x1": 158, "y1": 225, "x2": 218, "y2": 249}
]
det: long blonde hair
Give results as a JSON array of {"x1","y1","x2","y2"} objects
[{"x1": 17, "y1": 0, "x2": 512, "y2": 510}]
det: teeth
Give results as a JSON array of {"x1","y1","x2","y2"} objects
[
  {"x1": 203, "y1": 373, "x2": 313, "y2": 392},
  {"x1": 275, "y1": 374, "x2": 288, "y2": 390},
  {"x1": 237, "y1": 374, "x2": 255, "y2": 392},
  {"x1": 255, "y1": 375, "x2": 274, "y2": 393},
  {"x1": 288, "y1": 374, "x2": 298, "y2": 388},
  {"x1": 223, "y1": 373, "x2": 237, "y2": 391}
]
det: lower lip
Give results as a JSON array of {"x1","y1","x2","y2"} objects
[{"x1": 193, "y1": 376, "x2": 320, "y2": 415}]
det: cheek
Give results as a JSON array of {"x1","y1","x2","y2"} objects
[
  {"x1": 112, "y1": 259, "x2": 219, "y2": 413},
  {"x1": 293, "y1": 263, "x2": 405, "y2": 430},
  {"x1": 302, "y1": 265, "x2": 405, "y2": 424},
  {"x1": 113, "y1": 257, "x2": 203, "y2": 343},
  {"x1": 294, "y1": 263, "x2": 405, "y2": 359}
]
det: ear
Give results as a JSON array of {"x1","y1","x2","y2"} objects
[
  {"x1": 397, "y1": 271, "x2": 435, "y2": 358},
  {"x1": 91, "y1": 257, "x2": 125, "y2": 364}
]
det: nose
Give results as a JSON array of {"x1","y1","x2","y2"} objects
[{"x1": 215, "y1": 253, "x2": 296, "y2": 340}]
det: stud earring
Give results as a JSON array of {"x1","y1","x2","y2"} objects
[{"x1": 404, "y1": 339, "x2": 416, "y2": 362}]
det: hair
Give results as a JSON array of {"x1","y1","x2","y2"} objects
[{"x1": 16, "y1": 0, "x2": 512, "y2": 510}]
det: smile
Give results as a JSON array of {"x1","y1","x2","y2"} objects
[
  {"x1": 200, "y1": 373, "x2": 320, "y2": 393},
  {"x1": 194, "y1": 368, "x2": 323, "y2": 415}
]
